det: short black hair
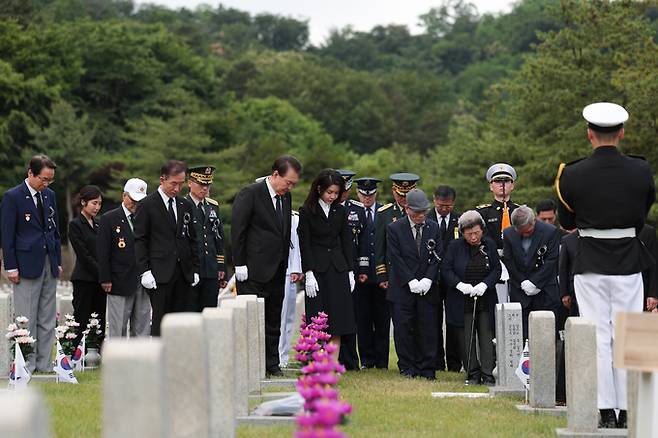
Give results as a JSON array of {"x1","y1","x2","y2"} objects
[
  {"x1": 78, "y1": 185, "x2": 103, "y2": 203},
  {"x1": 272, "y1": 155, "x2": 302, "y2": 177},
  {"x1": 536, "y1": 199, "x2": 557, "y2": 213},
  {"x1": 160, "y1": 160, "x2": 187, "y2": 178},
  {"x1": 434, "y1": 185, "x2": 456, "y2": 200},
  {"x1": 29, "y1": 154, "x2": 56, "y2": 176}
]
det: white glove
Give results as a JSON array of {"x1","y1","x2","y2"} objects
[
  {"x1": 235, "y1": 265, "x2": 248, "y2": 282},
  {"x1": 418, "y1": 278, "x2": 433, "y2": 295},
  {"x1": 348, "y1": 271, "x2": 355, "y2": 293},
  {"x1": 408, "y1": 279, "x2": 421, "y2": 294},
  {"x1": 141, "y1": 270, "x2": 157, "y2": 290},
  {"x1": 305, "y1": 271, "x2": 319, "y2": 298},
  {"x1": 191, "y1": 273, "x2": 200, "y2": 287},
  {"x1": 521, "y1": 280, "x2": 541, "y2": 296},
  {"x1": 456, "y1": 282, "x2": 473, "y2": 296},
  {"x1": 473, "y1": 282, "x2": 487, "y2": 297}
]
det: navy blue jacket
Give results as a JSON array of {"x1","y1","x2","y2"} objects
[
  {"x1": 503, "y1": 220, "x2": 560, "y2": 308},
  {"x1": 386, "y1": 218, "x2": 442, "y2": 305},
  {"x1": 1, "y1": 181, "x2": 61, "y2": 278},
  {"x1": 441, "y1": 236, "x2": 501, "y2": 327}
]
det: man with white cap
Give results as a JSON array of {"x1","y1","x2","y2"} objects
[
  {"x1": 555, "y1": 102, "x2": 656, "y2": 429},
  {"x1": 97, "y1": 178, "x2": 152, "y2": 337}
]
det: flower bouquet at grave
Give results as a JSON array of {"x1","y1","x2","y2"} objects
[
  {"x1": 83, "y1": 313, "x2": 103, "y2": 349},
  {"x1": 6, "y1": 316, "x2": 36, "y2": 358},
  {"x1": 55, "y1": 314, "x2": 79, "y2": 357}
]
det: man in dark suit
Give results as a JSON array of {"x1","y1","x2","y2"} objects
[
  {"x1": 353, "y1": 177, "x2": 390, "y2": 369},
  {"x1": 386, "y1": 189, "x2": 442, "y2": 380},
  {"x1": 428, "y1": 185, "x2": 461, "y2": 372},
  {"x1": 186, "y1": 166, "x2": 226, "y2": 311},
  {"x1": 1, "y1": 154, "x2": 62, "y2": 372},
  {"x1": 503, "y1": 205, "x2": 560, "y2": 338},
  {"x1": 231, "y1": 155, "x2": 302, "y2": 377},
  {"x1": 98, "y1": 178, "x2": 151, "y2": 338},
  {"x1": 134, "y1": 160, "x2": 200, "y2": 336}
]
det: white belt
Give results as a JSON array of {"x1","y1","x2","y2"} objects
[{"x1": 578, "y1": 228, "x2": 635, "y2": 239}]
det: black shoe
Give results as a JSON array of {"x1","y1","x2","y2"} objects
[
  {"x1": 400, "y1": 370, "x2": 415, "y2": 379},
  {"x1": 423, "y1": 375, "x2": 437, "y2": 381},
  {"x1": 266, "y1": 367, "x2": 284, "y2": 378},
  {"x1": 617, "y1": 410, "x2": 627, "y2": 429},
  {"x1": 481, "y1": 376, "x2": 496, "y2": 387},
  {"x1": 598, "y1": 409, "x2": 617, "y2": 429}
]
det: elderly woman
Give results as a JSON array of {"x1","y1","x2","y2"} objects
[{"x1": 442, "y1": 210, "x2": 501, "y2": 385}]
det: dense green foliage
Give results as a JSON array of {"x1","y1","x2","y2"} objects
[{"x1": 1, "y1": 0, "x2": 657, "y2": 245}]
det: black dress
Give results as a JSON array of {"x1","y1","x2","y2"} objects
[{"x1": 298, "y1": 201, "x2": 356, "y2": 336}]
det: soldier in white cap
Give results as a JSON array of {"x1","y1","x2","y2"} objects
[{"x1": 555, "y1": 102, "x2": 656, "y2": 428}]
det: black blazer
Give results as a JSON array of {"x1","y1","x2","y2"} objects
[
  {"x1": 69, "y1": 215, "x2": 99, "y2": 282},
  {"x1": 428, "y1": 209, "x2": 460, "y2": 251},
  {"x1": 386, "y1": 218, "x2": 442, "y2": 305},
  {"x1": 298, "y1": 203, "x2": 352, "y2": 274},
  {"x1": 133, "y1": 191, "x2": 199, "y2": 284},
  {"x1": 441, "y1": 236, "x2": 501, "y2": 326},
  {"x1": 97, "y1": 206, "x2": 140, "y2": 296},
  {"x1": 231, "y1": 180, "x2": 292, "y2": 283},
  {"x1": 503, "y1": 220, "x2": 560, "y2": 308}
]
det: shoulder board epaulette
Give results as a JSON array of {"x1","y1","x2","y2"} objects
[
  {"x1": 475, "y1": 204, "x2": 491, "y2": 209},
  {"x1": 205, "y1": 197, "x2": 219, "y2": 206},
  {"x1": 554, "y1": 162, "x2": 574, "y2": 213},
  {"x1": 350, "y1": 200, "x2": 364, "y2": 207},
  {"x1": 377, "y1": 203, "x2": 393, "y2": 212},
  {"x1": 627, "y1": 154, "x2": 647, "y2": 161},
  {"x1": 292, "y1": 210, "x2": 299, "y2": 216}
]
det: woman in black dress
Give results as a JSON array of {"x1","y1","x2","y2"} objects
[
  {"x1": 298, "y1": 169, "x2": 356, "y2": 361},
  {"x1": 68, "y1": 185, "x2": 105, "y2": 347}
]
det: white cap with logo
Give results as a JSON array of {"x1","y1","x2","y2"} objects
[{"x1": 123, "y1": 178, "x2": 148, "y2": 201}]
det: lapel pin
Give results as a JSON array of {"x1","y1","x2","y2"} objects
[{"x1": 25, "y1": 213, "x2": 31, "y2": 222}]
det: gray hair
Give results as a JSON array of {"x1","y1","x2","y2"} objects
[
  {"x1": 458, "y1": 210, "x2": 485, "y2": 233},
  {"x1": 511, "y1": 205, "x2": 536, "y2": 229}
]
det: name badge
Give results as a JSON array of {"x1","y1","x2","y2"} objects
[{"x1": 453, "y1": 227, "x2": 459, "y2": 239}]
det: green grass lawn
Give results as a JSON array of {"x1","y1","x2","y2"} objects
[{"x1": 35, "y1": 348, "x2": 566, "y2": 438}]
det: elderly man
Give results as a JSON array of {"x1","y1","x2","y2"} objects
[
  {"x1": 502, "y1": 205, "x2": 560, "y2": 338},
  {"x1": 386, "y1": 189, "x2": 442, "y2": 380},
  {"x1": 555, "y1": 102, "x2": 655, "y2": 428}
]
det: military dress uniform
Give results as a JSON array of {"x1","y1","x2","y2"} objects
[
  {"x1": 555, "y1": 102, "x2": 655, "y2": 424},
  {"x1": 187, "y1": 166, "x2": 226, "y2": 311}
]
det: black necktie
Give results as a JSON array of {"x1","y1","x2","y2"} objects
[
  {"x1": 35, "y1": 192, "x2": 45, "y2": 224},
  {"x1": 128, "y1": 213, "x2": 135, "y2": 231},
  {"x1": 440, "y1": 216, "x2": 447, "y2": 237},
  {"x1": 366, "y1": 208, "x2": 373, "y2": 226},
  {"x1": 197, "y1": 201, "x2": 204, "y2": 220},
  {"x1": 414, "y1": 223, "x2": 423, "y2": 255},
  {"x1": 168, "y1": 198, "x2": 176, "y2": 226},
  {"x1": 275, "y1": 195, "x2": 283, "y2": 227}
]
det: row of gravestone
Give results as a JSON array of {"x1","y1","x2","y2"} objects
[{"x1": 0, "y1": 293, "x2": 307, "y2": 438}]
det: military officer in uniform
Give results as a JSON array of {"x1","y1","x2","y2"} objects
[
  {"x1": 353, "y1": 177, "x2": 389, "y2": 369},
  {"x1": 476, "y1": 164, "x2": 520, "y2": 304},
  {"x1": 337, "y1": 169, "x2": 367, "y2": 370},
  {"x1": 555, "y1": 102, "x2": 655, "y2": 429},
  {"x1": 186, "y1": 166, "x2": 227, "y2": 311}
]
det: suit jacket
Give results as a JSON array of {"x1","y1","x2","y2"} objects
[
  {"x1": 428, "y1": 209, "x2": 460, "y2": 251},
  {"x1": 344, "y1": 199, "x2": 369, "y2": 275},
  {"x1": 441, "y1": 236, "x2": 501, "y2": 326},
  {"x1": 503, "y1": 220, "x2": 560, "y2": 308},
  {"x1": 1, "y1": 181, "x2": 61, "y2": 278},
  {"x1": 298, "y1": 203, "x2": 352, "y2": 274},
  {"x1": 69, "y1": 215, "x2": 99, "y2": 282},
  {"x1": 186, "y1": 195, "x2": 226, "y2": 278},
  {"x1": 133, "y1": 191, "x2": 199, "y2": 284},
  {"x1": 97, "y1": 206, "x2": 140, "y2": 296},
  {"x1": 231, "y1": 180, "x2": 292, "y2": 283},
  {"x1": 386, "y1": 218, "x2": 442, "y2": 305}
]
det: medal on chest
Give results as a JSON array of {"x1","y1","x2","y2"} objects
[
  {"x1": 116, "y1": 226, "x2": 121, "y2": 234},
  {"x1": 24, "y1": 213, "x2": 31, "y2": 222},
  {"x1": 118, "y1": 237, "x2": 126, "y2": 249}
]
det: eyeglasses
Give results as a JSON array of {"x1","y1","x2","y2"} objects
[{"x1": 36, "y1": 176, "x2": 55, "y2": 184}]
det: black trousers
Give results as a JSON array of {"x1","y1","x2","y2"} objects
[
  {"x1": 149, "y1": 264, "x2": 189, "y2": 336},
  {"x1": 520, "y1": 295, "x2": 559, "y2": 340},
  {"x1": 445, "y1": 323, "x2": 466, "y2": 372},
  {"x1": 339, "y1": 284, "x2": 360, "y2": 370},
  {"x1": 391, "y1": 296, "x2": 439, "y2": 378},
  {"x1": 434, "y1": 295, "x2": 446, "y2": 371},
  {"x1": 72, "y1": 280, "x2": 107, "y2": 348},
  {"x1": 463, "y1": 306, "x2": 495, "y2": 381},
  {"x1": 354, "y1": 282, "x2": 390, "y2": 368},
  {"x1": 190, "y1": 277, "x2": 220, "y2": 311},
  {"x1": 237, "y1": 262, "x2": 286, "y2": 372}
]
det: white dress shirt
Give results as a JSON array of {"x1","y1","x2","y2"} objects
[
  {"x1": 24, "y1": 179, "x2": 40, "y2": 206},
  {"x1": 265, "y1": 176, "x2": 278, "y2": 210},
  {"x1": 157, "y1": 187, "x2": 177, "y2": 222},
  {"x1": 318, "y1": 199, "x2": 331, "y2": 218}
]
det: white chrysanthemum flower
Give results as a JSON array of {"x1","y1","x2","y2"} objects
[
  {"x1": 15, "y1": 316, "x2": 28, "y2": 324},
  {"x1": 7, "y1": 323, "x2": 18, "y2": 332},
  {"x1": 65, "y1": 332, "x2": 77, "y2": 340},
  {"x1": 90, "y1": 312, "x2": 99, "y2": 318}
]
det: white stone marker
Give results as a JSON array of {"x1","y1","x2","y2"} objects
[
  {"x1": 202, "y1": 307, "x2": 236, "y2": 438},
  {"x1": 529, "y1": 311, "x2": 556, "y2": 408},
  {"x1": 257, "y1": 297, "x2": 266, "y2": 379},
  {"x1": 0, "y1": 389, "x2": 51, "y2": 437},
  {"x1": 161, "y1": 313, "x2": 210, "y2": 438},
  {"x1": 564, "y1": 317, "x2": 598, "y2": 433},
  {"x1": 0, "y1": 293, "x2": 12, "y2": 377},
  {"x1": 235, "y1": 295, "x2": 260, "y2": 393},
  {"x1": 219, "y1": 299, "x2": 250, "y2": 416},
  {"x1": 57, "y1": 294, "x2": 74, "y2": 319},
  {"x1": 491, "y1": 302, "x2": 524, "y2": 395},
  {"x1": 103, "y1": 339, "x2": 169, "y2": 438}
]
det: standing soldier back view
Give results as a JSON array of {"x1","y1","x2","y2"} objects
[
  {"x1": 186, "y1": 166, "x2": 226, "y2": 311},
  {"x1": 555, "y1": 102, "x2": 655, "y2": 429}
]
